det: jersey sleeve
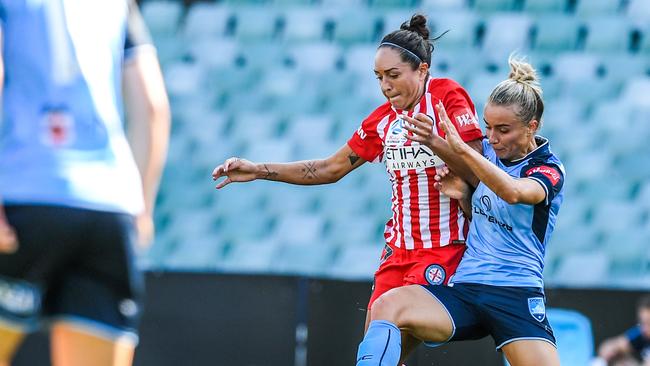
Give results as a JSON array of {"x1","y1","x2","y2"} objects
[
  {"x1": 346, "y1": 105, "x2": 387, "y2": 163},
  {"x1": 439, "y1": 81, "x2": 483, "y2": 143},
  {"x1": 124, "y1": 0, "x2": 155, "y2": 61},
  {"x1": 521, "y1": 161, "x2": 564, "y2": 205}
]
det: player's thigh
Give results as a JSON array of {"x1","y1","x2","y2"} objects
[
  {"x1": 501, "y1": 339, "x2": 559, "y2": 366},
  {"x1": 371, "y1": 285, "x2": 453, "y2": 343},
  {"x1": 51, "y1": 322, "x2": 135, "y2": 366}
]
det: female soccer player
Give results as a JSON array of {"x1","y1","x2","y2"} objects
[
  {"x1": 212, "y1": 13, "x2": 483, "y2": 356},
  {"x1": 356, "y1": 56, "x2": 565, "y2": 366}
]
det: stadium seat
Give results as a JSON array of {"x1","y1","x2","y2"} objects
[
  {"x1": 281, "y1": 8, "x2": 329, "y2": 42},
  {"x1": 602, "y1": 229, "x2": 649, "y2": 277},
  {"x1": 326, "y1": 214, "x2": 382, "y2": 244},
  {"x1": 523, "y1": 0, "x2": 567, "y2": 13},
  {"x1": 531, "y1": 14, "x2": 581, "y2": 52},
  {"x1": 575, "y1": 0, "x2": 622, "y2": 17},
  {"x1": 467, "y1": 71, "x2": 505, "y2": 106},
  {"x1": 331, "y1": 8, "x2": 379, "y2": 45},
  {"x1": 220, "y1": 239, "x2": 281, "y2": 274},
  {"x1": 232, "y1": 6, "x2": 280, "y2": 41},
  {"x1": 558, "y1": 77, "x2": 621, "y2": 107},
  {"x1": 227, "y1": 110, "x2": 283, "y2": 143},
  {"x1": 287, "y1": 42, "x2": 341, "y2": 72},
  {"x1": 472, "y1": 0, "x2": 516, "y2": 13},
  {"x1": 163, "y1": 61, "x2": 206, "y2": 97},
  {"x1": 183, "y1": 2, "x2": 231, "y2": 40},
  {"x1": 271, "y1": 243, "x2": 336, "y2": 276},
  {"x1": 481, "y1": 14, "x2": 533, "y2": 59},
  {"x1": 547, "y1": 309, "x2": 595, "y2": 366},
  {"x1": 380, "y1": 10, "x2": 420, "y2": 37},
  {"x1": 429, "y1": 11, "x2": 480, "y2": 49},
  {"x1": 141, "y1": 0, "x2": 183, "y2": 37},
  {"x1": 237, "y1": 41, "x2": 288, "y2": 70},
  {"x1": 626, "y1": 0, "x2": 650, "y2": 27},
  {"x1": 590, "y1": 200, "x2": 645, "y2": 232},
  {"x1": 583, "y1": 16, "x2": 633, "y2": 53},
  {"x1": 551, "y1": 251, "x2": 609, "y2": 287},
  {"x1": 259, "y1": 68, "x2": 302, "y2": 97},
  {"x1": 620, "y1": 77, "x2": 650, "y2": 107},
  {"x1": 272, "y1": 213, "x2": 327, "y2": 246},
  {"x1": 553, "y1": 52, "x2": 600, "y2": 81},
  {"x1": 599, "y1": 54, "x2": 649, "y2": 82},
  {"x1": 369, "y1": 0, "x2": 416, "y2": 8},
  {"x1": 328, "y1": 244, "x2": 383, "y2": 280},
  {"x1": 284, "y1": 115, "x2": 334, "y2": 144},
  {"x1": 262, "y1": 186, "x2": 319, "y2": 216},
  {"x1": 243, "y1": 139, "x2": 295, "y2": 162},
  {"x1": 187, "y1": 38, "x2": 238, "y2": 68},
  {"x1": 420, "y1": 0, "x2": 468, "y2": 11},
  {"x1": 505, "y1": 308, "x2": 594, "y2": 366}
]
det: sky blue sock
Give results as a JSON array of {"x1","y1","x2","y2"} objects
[{"x1": 356, "y1": 320, "x2": 401, "y2": 366}]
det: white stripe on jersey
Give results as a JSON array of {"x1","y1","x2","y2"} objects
[{"x1": 438, "y1": 193, "x2": 451, "y2": 245}]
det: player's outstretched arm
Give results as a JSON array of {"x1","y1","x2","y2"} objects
[
  {"x1": 212, "y1": 144, "x2": 366, "y2": 189},
  {"x1": 434, "y1": 102, "x2": 546, "y2": 205}
]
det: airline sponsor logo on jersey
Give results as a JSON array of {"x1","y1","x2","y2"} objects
[{"x1": 385, "y1": 144, "x2": 444, "y2": 171}]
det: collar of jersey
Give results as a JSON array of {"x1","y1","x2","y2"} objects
[
  {"x1": 499, "y1": 136, "x2": 550, "y2": 167},
  {"x1": 389, "y1": 76, "x2": 433, "y2": 115}
]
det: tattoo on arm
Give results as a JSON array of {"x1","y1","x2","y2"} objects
[
  {"x1": 263, "y1": 164, "x2": 279, "y2": 180},
  {"x1": 348, "y1": 153, "x2": 360, "y2": 166},
  {"x1": 301, "y1": 161, "x2": 319, "y2": 180}
]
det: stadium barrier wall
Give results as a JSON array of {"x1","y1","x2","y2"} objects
[{"x1": 14, "y1": 272, "x2": 644, "y2": 366}]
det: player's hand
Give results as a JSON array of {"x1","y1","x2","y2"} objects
[
  {"x1": 0, "y1": 220, "x2": 18, "y2": 254},
  {"x1": 433, "y1": 165, "x2": 470, "y2": 201},
  {"x1": 212, "y1": 157, "x2": 259, "y2": 189},
  {"x1": 435, "y1": 101, "x2": 467, "y2": 154},
  {"x1": 402, "y1": 113, "x2": 444, "y2": 149}
]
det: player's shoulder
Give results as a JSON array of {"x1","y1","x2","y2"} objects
[
  {"x1": 362, "y1": 101, "x2": 392, "y2": 125},
  {"x1": 428, "y1": 77, "x2": 466, "y2": 94}
]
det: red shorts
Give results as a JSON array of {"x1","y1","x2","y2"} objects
[{"x1": 368, "y1": 243, "x2": 466, "y2": 309}]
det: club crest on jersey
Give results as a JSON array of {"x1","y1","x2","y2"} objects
[
  {"x1": 425, "y1": 264, "x2": 446, "y2": 286},
  {"x1": 528, "y1": 297, "x2": 546, "y2": 322}
]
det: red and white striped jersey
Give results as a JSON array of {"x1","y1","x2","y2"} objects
[{"x1": 348, "y1": 77, "x2": 483, "y2": 250}]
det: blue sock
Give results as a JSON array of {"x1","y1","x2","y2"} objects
[{"x1": 356, "y1": 320, "x2": 402, "y2": 366}]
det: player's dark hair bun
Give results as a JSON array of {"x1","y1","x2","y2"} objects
[{"x1": 401, "y1": 14, "x2": 430, "y2": 41}]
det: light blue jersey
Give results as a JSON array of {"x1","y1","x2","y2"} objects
[
  {"x1": 451, "y1": 137, "x2": 565, "y2": 288},
  {"x1": 0, "y1": 0, "x2": 148, "y2": 214}
]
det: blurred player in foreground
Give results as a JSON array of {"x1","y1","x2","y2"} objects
[{"x1": 0, "y1": 0, "x2": 170, "y2": 365}]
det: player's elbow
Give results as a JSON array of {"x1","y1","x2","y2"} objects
[{"x1": 500, "y1": 189, "x2": 522, "y2": 205}]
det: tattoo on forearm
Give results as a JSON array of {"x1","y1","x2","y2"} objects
[
  {"x1": 301, "y1": 161, "x2": 319, "y2": 180},
  {"x1": 348, "y1": 153, "x2": 360, "y2": 166},
  {"x1": 263, "y1": 164, "x2": 279, "y2": 180}
]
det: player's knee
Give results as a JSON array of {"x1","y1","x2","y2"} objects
[{"x1": 370, "y1": 288, "x2": 410, "y2": 325}]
